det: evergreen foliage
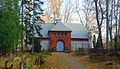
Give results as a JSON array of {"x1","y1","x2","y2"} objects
[
  {"x1": 20, "y1": 0, "x2": 44, "y2": 53},
  {"x1": 95, "y1": 35, "x2": 103, "y2": 49},
  {"x1": 0, "y1": 0, "x2": 22, "y2": 52},
  {"x1": 34, "y1": 38, "x2": 41, "y2": 53}
]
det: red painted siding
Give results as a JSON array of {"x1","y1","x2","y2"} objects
[{"x1": 49, "y1": 31, "x2": 71, "y2": 51}]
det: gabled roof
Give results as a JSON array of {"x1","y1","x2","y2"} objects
[
  {"x1": 49, "y1": 23, "x2": 72, "y2": 31},
  {"x1": 34, "y1": 23, "x2": 90, "y2": 39},
  {"x1": 34, "y1": 23, "x2": 55, "y2": 37},
  {"x1": 64, "y1": 23, "x2": 89, "y2": 38}
]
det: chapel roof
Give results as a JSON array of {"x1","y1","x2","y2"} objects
[
  {"x1": 34, "y1": 22, "x2": 90, "y2": 39},
  {"x1": 49, "y1": 22, "x2": 72, "y2": 31}
]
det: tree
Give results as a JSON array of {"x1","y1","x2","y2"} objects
[
  {"x1": 50, "y1": 0, "x2": 63, "y2": 18},
  {"x1": 106, "y1": 0, "x2": 109, "y2": 49},
  {"x1": 93, "y1": 35, "x2": 97, "y2": 48},
  {"x1": 19, "y1": 0, "x2": 44, "y2": 53},
  {"x1": 109, "y1": 0, "x2": 114, "y2": 48},
  {"x1": 94, "y1": 0, "x2": 106, "y2": 49},
  {"x1": 81, "y1": 0, "x2": 97, "y2": 30},
  {"x1": 113, "y1": 0, "x2": 120, "y2": 51},
  {"x1": 45, "y1": 0, "x2": 75, "y2": 23},
  {"x1": 0, "y1": 0, "x2": 22, "y2": 52},
  {"x1": 106, "y1": 0, "x2": 120, "y2": 50},
  {"x1": 41, "y1": 0, "x2": 63, "y2": 23},
  {"x1": 62, "y1": 0, "x2": 74, "y2": 23}
]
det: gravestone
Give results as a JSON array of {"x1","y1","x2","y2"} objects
[
  {"x1": 38, "y1": 53, "x2": 44, "y2": 65},
  {"x1": 5, "y1": 61, "x2": 9, "y2": 69},
  {"x1": 8, "y1": 53, "x2": 13, "y2": 62},
  {"x1": 19, "y1": 61, "x2": 26, "y2": 69},
  {"x1": 34, "y1": 58, "x2": 38, "y2": 66}
]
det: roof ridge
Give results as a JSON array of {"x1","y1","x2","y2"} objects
[{"x1": 49, "y1": 23, "x2": 72, "y2": 31}]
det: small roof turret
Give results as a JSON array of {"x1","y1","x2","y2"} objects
[{"x1": 53, "y1": 18, "x2": 62, "y2": 25}]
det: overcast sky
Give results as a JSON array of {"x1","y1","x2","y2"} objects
[
  {"x1": 43, "y1": 0, "x2": 84, "y2": 23},
  {"x1": 62, "y1": 0, "x2": 83, "y2": 23}
]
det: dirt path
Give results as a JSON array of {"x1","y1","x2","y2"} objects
[{"x1": 45, "y1": 52, "x2": 87, "y2": 69}]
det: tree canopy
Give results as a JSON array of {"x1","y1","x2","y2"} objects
[{"x1": 0, "y1": 0, "x2": 22, "y2": 52}]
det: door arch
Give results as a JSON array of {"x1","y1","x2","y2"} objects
[{"x1": 56, "y1": 40, "x2": 64, "y2": 51}]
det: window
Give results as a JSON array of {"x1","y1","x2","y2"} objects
[
  {"x1": 54, "y1": 32, "x2": 67, "y2": 37},
  {"x1": 61, "y1": 32, "x2": 64, "y2": 36},
  {"x1": 61, "y1": 32, "x2": 66, "y2": 37},
  {"x1": 58, "y1": 32, "x2": 60, "y2": 36},
  {"x1": 65, "y1": 33, "x2": 67, "y2": 36},
  {"x1": 54, "y1": 32, "x2": 57, "y2": 36}
]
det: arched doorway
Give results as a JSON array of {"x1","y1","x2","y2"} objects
[{"x1": 56, "y1": 40, "x2": 64, "y2": 51}]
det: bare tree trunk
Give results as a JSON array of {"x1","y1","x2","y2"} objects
[
  {"x1": 94, "y1": 0, "x2": 103, "y2": 48},
  {"x1": 114, "y1": 0, "x2": 119, "y2": 52},
  {"x1": 109, "y1": 0, "x2": 113, "y2": 48},
  {"x1": 118, "y1": 10, "x2": 120, "y2": 33},
  {"x1": 106, "y1": 0, "x2": 109, "y2": 49},
  {"x1": 118, "y1": 9, "x2": 120, "y2": 34}
]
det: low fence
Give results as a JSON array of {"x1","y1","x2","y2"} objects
[{"x1": 74, "y1": 48, "x2": 90, "y2": 52}]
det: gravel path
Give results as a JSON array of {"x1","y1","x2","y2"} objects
[{"x1": 46, "y1": 52, "x2": 87, "y2": 69}]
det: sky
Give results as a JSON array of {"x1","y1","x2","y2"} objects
[
  {"x1": 43, "y1": 0, "x2": 84, "y2": 23},
  {"x1": 61, "y1": 0, "x2": 83, "y2": 23}
]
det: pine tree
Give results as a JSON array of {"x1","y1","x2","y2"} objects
[{"x1": 20, "y1": 0, "x2": 44, "y2": 53}]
